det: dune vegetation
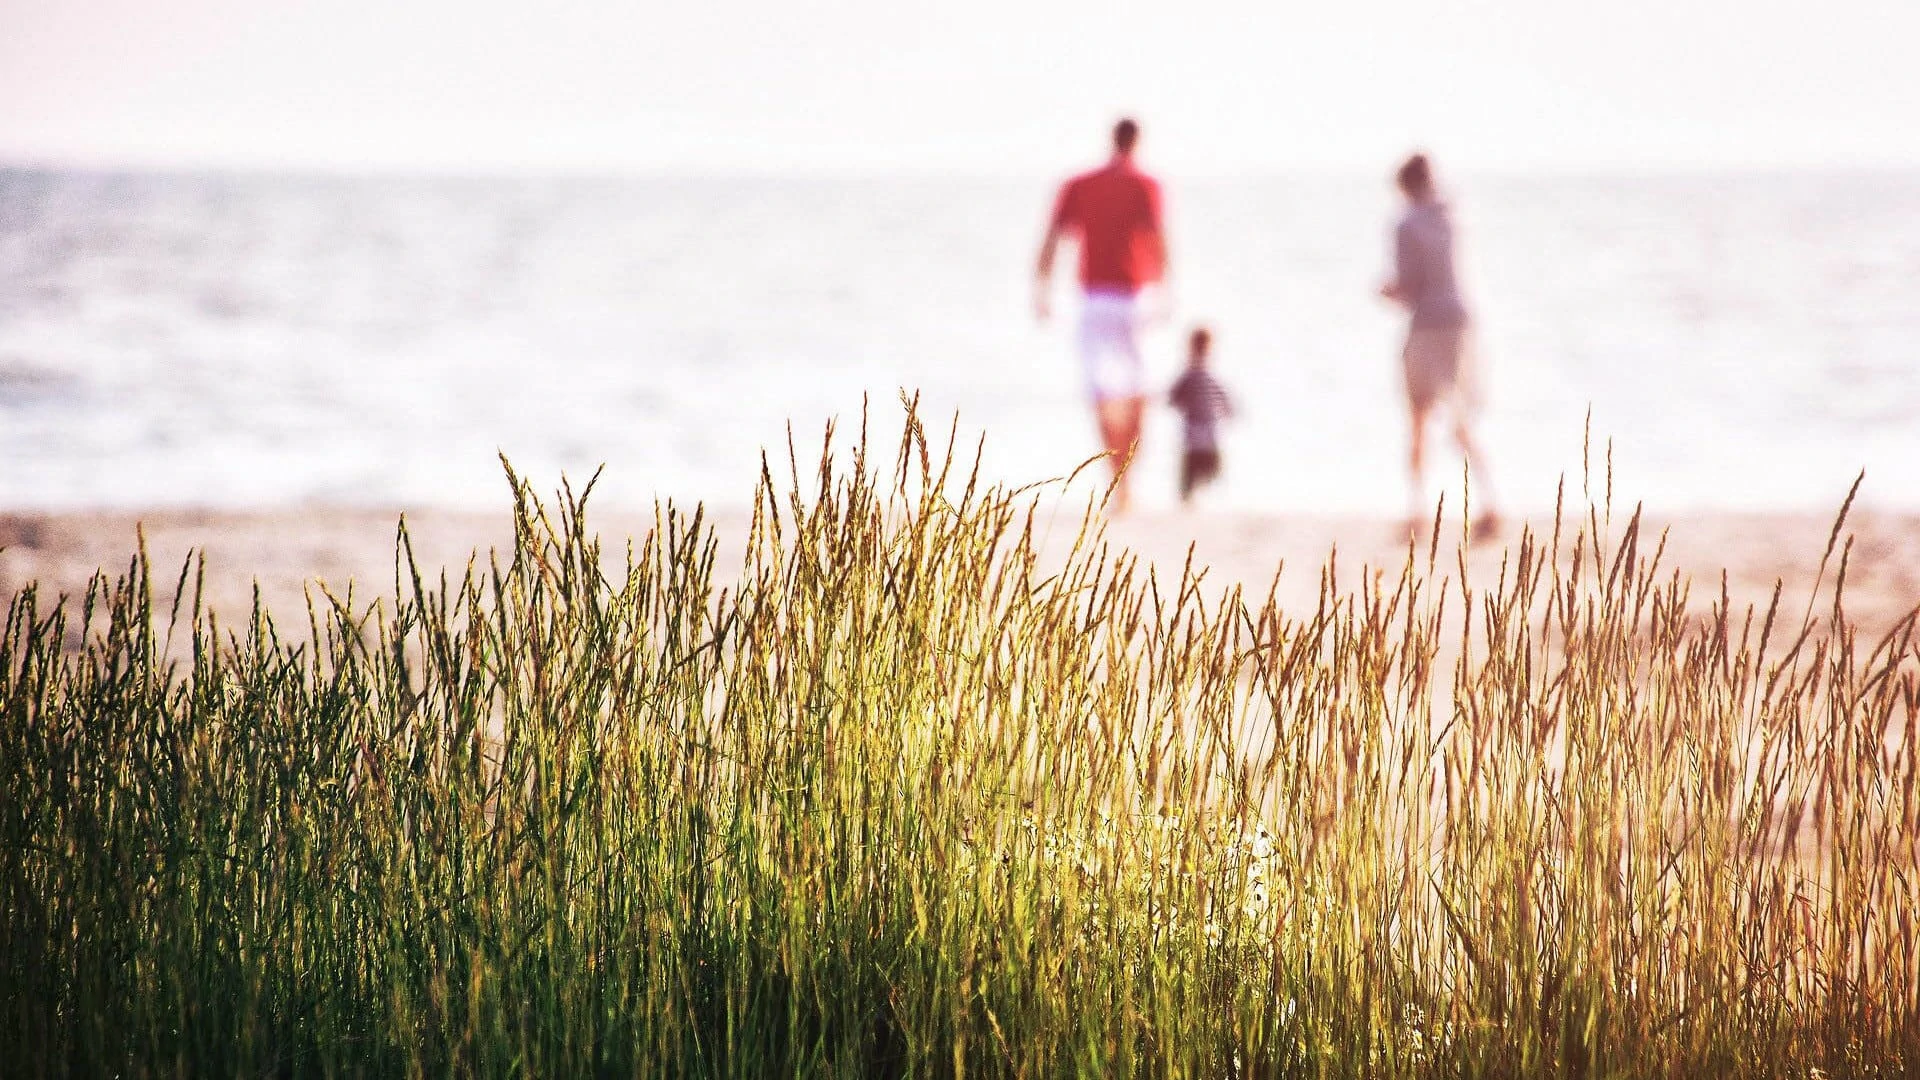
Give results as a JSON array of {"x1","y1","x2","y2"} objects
[{"x1": 2, "y1": 406, "x2": 1916, "y2": 1077}]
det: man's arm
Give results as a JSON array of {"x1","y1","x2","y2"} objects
[
  {"x1": 1140, "y1": 229, "x2": 1168, "y2": 285},
  {"x1": 1137, "y1": 178, "x2": 1171, "y2": 322},
  {"x1": 1035, "y1": 225, "x2": 1063, "y2": 321},
  {"x1": 1142, "y1": 177, "x2": 1168, "y2": 283},
  {"x1": 1035, "y1": 184, "x2": 1074, "y2": 321}
]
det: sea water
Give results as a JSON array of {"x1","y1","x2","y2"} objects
[{"x1": 2, "y1": 168, "x2": 1916, "y2": 513}]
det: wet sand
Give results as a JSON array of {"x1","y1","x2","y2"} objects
[{"x1": 4, "y1": 505, "x2": 1917, "y2": 645}]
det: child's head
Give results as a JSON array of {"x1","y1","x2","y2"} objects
[{"x1": 1187, "y1": 326, "x2": 1212, "y2": 367}]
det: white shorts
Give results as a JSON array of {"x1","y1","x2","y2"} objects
[
  {"x1": 1402, "y1": 323, "x2": 1481, "y2": 416},
  {"x1": 1077, "y1": 289, "x2": 1145, "y2": 402}
]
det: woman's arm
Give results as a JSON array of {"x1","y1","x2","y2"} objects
[{"x1": 1382, "y1": 220, "x2": 1421, "y2": 307}]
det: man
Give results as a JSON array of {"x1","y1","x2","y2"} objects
[
  {"x1": 1035, "y1": 117, "x2": 1167, "y2": 513},
  {"x1": 1379, "y1": 152, "x2": 1498, "y2": 541}
]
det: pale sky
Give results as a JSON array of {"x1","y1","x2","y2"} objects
[{"x1": 3, "y1": 0, "x2": 1917, "y2": 175}]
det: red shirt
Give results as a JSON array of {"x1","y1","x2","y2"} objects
[{"x1": 1049, "y1": 159, "x2": 1164, "y2": 293}]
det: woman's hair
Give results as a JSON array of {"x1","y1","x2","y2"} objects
[
  {"x1": 1396, "y1": 153, "x2": 1434, "y2": 197},
  {"x1": 1188, "y1": 326, "x2": 1212, "y2": 356}
]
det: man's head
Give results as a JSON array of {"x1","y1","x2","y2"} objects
[
  {"x1": 1113, "y1": 118, "x2": 1140, "y2": 156},
  {"x1": 1396, "y1": 153, "x2": 1434, "y2": 201},
  {"x1": 1188, "y1": 326, "x2": 1212, "y2": 366}
]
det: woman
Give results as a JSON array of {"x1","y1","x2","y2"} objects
[{"x1": 1379, "y1": 153, "x2": 1498, "y2": 541}]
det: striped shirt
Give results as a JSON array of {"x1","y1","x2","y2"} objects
[{"x1": 1168, "y1": 368, "x2": 1233, "y2": 451}]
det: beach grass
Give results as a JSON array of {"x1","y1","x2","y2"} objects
[{"x1": 2, "y1": 405, "x2": 1916, "y2": 1077}]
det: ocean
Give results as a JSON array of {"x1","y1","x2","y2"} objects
[{"x1": 2, "y1": 167, "x2": 1916, "y2": 515}]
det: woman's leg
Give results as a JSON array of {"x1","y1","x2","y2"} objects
[
  {"x1": 1451, "y1": 415, "x2": 1500, "y2": 539},
  {"x1": 1406, "y1": 398, "x2": 1431, "y2": 530},
  {"x1": 1402, "y1": 329, "x2": 1433, "y2": 532}
]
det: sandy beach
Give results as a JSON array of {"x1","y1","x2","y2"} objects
[{"x1": 4, "y1": 504, "x2": 1916, "y2": 644}]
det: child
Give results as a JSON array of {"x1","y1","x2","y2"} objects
[{"x1": 1167, "y1": 326, "x2": 1234, "y2": 504}]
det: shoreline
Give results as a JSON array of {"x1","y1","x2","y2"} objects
[{"x1": 4, "y1": 505, "x2": 1917, "y2": 641}]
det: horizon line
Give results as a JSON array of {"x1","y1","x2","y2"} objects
[{"x1": 7, "y1": 154, "x2": 1920, "y2": 185}]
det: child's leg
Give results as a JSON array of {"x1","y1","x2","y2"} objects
[{"x1": 1197, "y1": 450, "x2": 1220, "y2": 495}]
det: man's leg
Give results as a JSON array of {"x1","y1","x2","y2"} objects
[
  {"x1": 1078, "y1": 292, "x2": 1147, "y2": 513},
  {"x1": 1096, "y1": 395, "x2": 1144, "y2": 512},
  {"x1": 1106, "y1": 303, "x2": 1147, "y2": 512}
]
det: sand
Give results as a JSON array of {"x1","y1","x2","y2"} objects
[{"x1": 4, "y1": 504, "x2": 1917, "y2": 646}]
